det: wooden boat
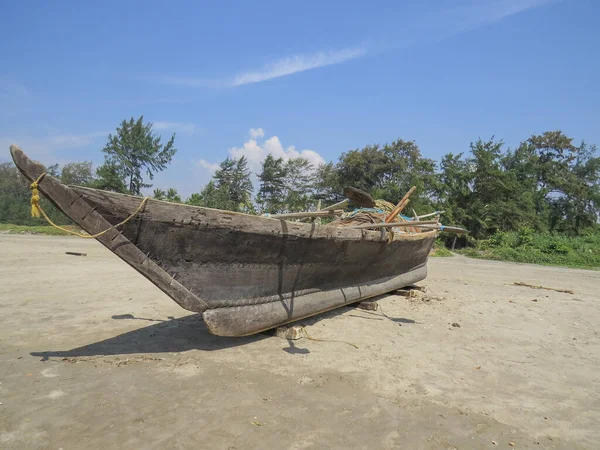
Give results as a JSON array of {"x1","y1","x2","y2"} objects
[{"x1": 10, "y1": 145, "x2": 436, "y2": 336}]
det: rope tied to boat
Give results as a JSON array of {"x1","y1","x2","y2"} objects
[
  {"x1": 30, "y1": 172, "x2": 45, "y2": 218},
  {"x1": 29, "y1": 171, "x2": 149, "y2": 239}
]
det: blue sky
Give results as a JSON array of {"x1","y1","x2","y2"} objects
[{"x1": 1, "y1": 0, "x2": 598, "y2": 197}]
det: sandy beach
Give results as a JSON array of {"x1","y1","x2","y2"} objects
[{"x1": 1, "y1": 234, "x2": 599, "y2": 449}]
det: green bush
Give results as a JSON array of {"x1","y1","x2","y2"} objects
[
  {"x1": 541, "y1": 241, "x2": 569, "y2": 255},
  {"x1": 457, "y1": 231, "x2": 600, "y2": 270},
  {"x1": 517, "y1": 227, "x2": 535, "y2": 247},
  {"x1": 431, "y1": 238, "x2": 454, "y2": 257}
]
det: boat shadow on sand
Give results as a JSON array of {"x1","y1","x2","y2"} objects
[
  {"x1": 31, "y1": 302, "x2": 416, "y2": 360},
  {"x1": 31, "y1": 314, "x2": 265, "y2": 360}
]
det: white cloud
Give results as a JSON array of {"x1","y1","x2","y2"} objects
[
  {"x1": 228, "y1": 133, "x2": 325, "y2": 175},
  {"x1": 191, "y1": 128, "x2": 326, "y2": 193},
  {"x1": 249, "y1": 128, "x2": 264, "y2": 139},
  {"x1": 231, "y1": 46, "x2": 366, "y2": 86},
  {"x1": 153, "y1": 122, "x2": 198, "y2": 136},
  {"x1": 195, "y1": 158, "x2": 220, "y2": 174}
]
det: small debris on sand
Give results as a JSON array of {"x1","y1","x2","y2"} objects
[
  {"x1": 452, "y1": 322, "x2": 461, "y2": 328},
  {"x1": 513, "y1": 282, "x2": 574, "y2": 295}
]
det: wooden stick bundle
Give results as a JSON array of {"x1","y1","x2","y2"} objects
[{"x1": 385, "y1": 186, "x2": 416, "y2": 223}]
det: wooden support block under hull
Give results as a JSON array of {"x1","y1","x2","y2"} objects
[
  {"x1": 357, "y1": 300, "x2": 379, "y2": 311},
  {"x1": 276, "y1": 326, "x2": 305, "y2": 340}
]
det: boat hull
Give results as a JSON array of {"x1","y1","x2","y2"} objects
[
  {"x1": 10, "y1": 145, "x2": 435, "y2": 336},
  {"x1": 72, "y1": 186, "x2": 435, "y2": 335}
]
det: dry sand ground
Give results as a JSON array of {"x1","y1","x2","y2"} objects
[{"x1": 1, "y1": 235, "x2": 599, "y2": 450}]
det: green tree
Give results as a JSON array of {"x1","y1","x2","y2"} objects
[
  {"x1": 197, "y1": 180, "x2": 233, "y2": 209},
  {"x1": 325, "y1": 139, "x2": 437, "y2": 213},
  {"x1": 510, "y1": 131, "x2": 600, "y2": 234},
  {"x1": 257, "y1": 154, "x2": 286, "y2": 213},
  {"x1": 0, "y1": 162, "x2": 69, "y2": 225},
  {"x1": 336, "y1": 144, "x2": 389, "y2": 193},
  {"x1": 375, "y1": 139, "x2": 438, "y2": 212},
  {"x1": 213, "y1": 156, "x2": 253, "y2": 211},
  {"x1": 313, "y1": 161, "x2": 344, "y2": 205},
  {"x1": 0, "y1": 162, "x2": 32, "y2": 224},
  {"x1": 436, "y1": 152, "x2": 473, "y2": 229},
  {"x1": 185, "y1": 192, "x2": 203, "y2": 206},
  {"x1": 152, "y1": 188, "x2": 166, "y2": 200},
  {"x1": 282, "y1": 157, "x2": 315, "y2": 212},
  {"x1": 165, "y1": 188, "x2": 182, "y2": 203},
  {"x1": 92, "y1": 161, "x2": 128, "y2": 193},
  {"x1": 97, "y1": 116, "x2": 176, "y2": 195},
  {"x1": 60, "y1": 161, "x2": 94, "y2": 186}
]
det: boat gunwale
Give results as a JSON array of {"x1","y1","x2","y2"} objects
[{"x1": 70, "y1": 185, "x2": 437, "y2": 243}]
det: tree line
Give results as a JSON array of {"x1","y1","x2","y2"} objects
[{"x1": 1, "y1": 116, "x2": 598, "y2": 240}]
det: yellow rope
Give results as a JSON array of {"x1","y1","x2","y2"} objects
[{"x1": 30, "y1": 172, "x2": 149, "y2": 239}]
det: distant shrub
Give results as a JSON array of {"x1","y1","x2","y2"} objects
[
  {"x1": 541, "y1": 241, "x2": 569, "y2": 255},
  {"x1": 430, "y1": 238, "x2": 454, "y2": 257},
  {"x1": 457, "y1": 229, "x2": 600, "y2": 269},
  {"x1": 517, "y1": 227, "x2": 535, "y2": 247}
]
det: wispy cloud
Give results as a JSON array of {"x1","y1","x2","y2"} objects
[
  {"x1": 150, "y1": 76, "x2": 220, "y2": 89},
  {"x1": 153, "y1": 121, "x2": 199, "y2": 136},
  {"x1": 0, "y1": 131, "x2": 108, "y2": 163},
  {"x1": 151, "y1": 1, "x2": 552, "y2": 89},
  {"x1": 0, "y1": 78, "x2": 29, "y2": 98},
  {"x1": 231, "y1": 46, "x2": 367, "y2": 86},
  {"x1": 154, "y1": 45, "x2": 367, "y2": 88},
  {"x1": 46, "y1": 131, "x2": 108, "y2": 148},
  {"x1": 475, "y1": 0, "x2": 553, "y2": 23},
  {"x1": 439, "y1": 0, "x2": 553, "y2": 35}
]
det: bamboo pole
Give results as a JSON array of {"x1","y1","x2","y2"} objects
[
  {"x1": 416, "y1": 210, "x2": 445, "y2": 220},
  {"x1": 349, "y1": 220, "x2": 438, "y2": 229},
  {"x1": 314, "y1": 199, "x2": 322, "y2": 225},
  {"x1": 320, "y1": 199, "x2": 349, "y2": 211},
  {"x1": 268, "y1": 210, "x2": 343, "y2": 220},
  {"x1": 299, "y1": 199, "x2": 349, "y2": 222},
  {"x1": 348, "y1": 221, "x2": 468, "y2": 234},
  {"x1": 385, "y1": 186, "x2": 416, "y2": 223}
]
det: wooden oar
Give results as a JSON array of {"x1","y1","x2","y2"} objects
[{"x1": 385, "y1": 186, "x2": 416, "y2": 223}]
